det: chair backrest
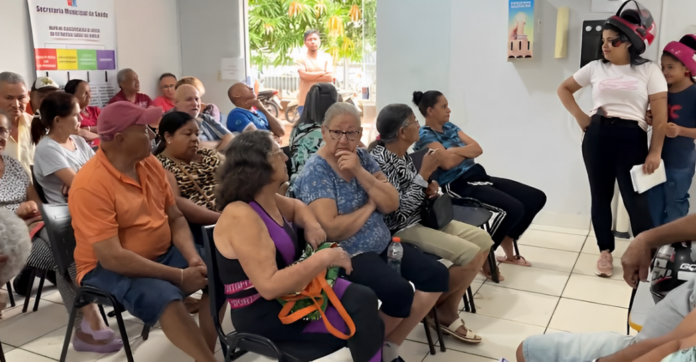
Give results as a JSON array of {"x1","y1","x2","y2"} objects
[
  {"x1": 39, "y1": 203, "x2": 75, "y2": 275},
  {"x1": 409, "y1": 148, "x2": 429, "y2": 174},
  {"x1": 281, "y1": 145, "x2": 293, "y2": 175},
  {"x1": 31, "y1": 166, "x2": 49, "y2": 204},
  {"x1": 200, "y1": 224, "x2": 230, "y2": 344}
]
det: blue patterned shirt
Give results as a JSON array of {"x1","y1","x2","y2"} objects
[
  {"x1": 294, "y1": 148, "x2": 391, "y2": 256},
  {"x1": 413, "y1": 122, "x2": 476, "y2": 186}
]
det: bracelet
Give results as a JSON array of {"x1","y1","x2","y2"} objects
[{"x1": 179, "y1": 269, "x2": 184, "y2": 286}]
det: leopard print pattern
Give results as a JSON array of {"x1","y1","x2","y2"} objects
[{"x1": 157, "y1": 148, "x2": 220, "y2": 211}]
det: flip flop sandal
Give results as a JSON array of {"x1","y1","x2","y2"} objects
[
  {"x1": 496, "y1": 255, "x2": 532, "y2": 267},
  {"x1": 441, "y1": 318, "x2": 482, "y2": 344},
  {"x1": 480, "y1": 269, "x2": 505, "y2": 282}
]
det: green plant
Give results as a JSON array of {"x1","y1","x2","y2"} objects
[{"x1": 248, "y1": 0, "x2": 376, "y2": 70}]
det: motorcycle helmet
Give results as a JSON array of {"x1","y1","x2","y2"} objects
[
  {"x1": 650, "y1": 241, "x2": 696, "y2": 303},
  {"x1": 605, "y1": 0, "x2": 657, "y2": 55},
  {"x1": 664, "y1": 34, "x2": 696, "y2": 75}
]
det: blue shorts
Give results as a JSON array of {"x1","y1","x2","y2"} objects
[{"x1": 82, "y1": 246, "x2": 189, "y2": 326}]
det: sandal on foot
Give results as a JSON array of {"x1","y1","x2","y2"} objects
[
  {"x1": 480, "y1": 269, "x2": 505, "y2": 282},
  {"x1": 496, "y1": 255, "x2": 532, "y2": 267},
  {"x1": 441, "y1": 319, "x2": 482, "y2": 344}
]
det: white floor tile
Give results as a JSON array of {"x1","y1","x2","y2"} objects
[
  {"x1": 474, "y1": 284, "x2": 559, "y2": 327},
  {"x1": 443, "y1": 312, "x2": 545, "y2": 361},
  {"x1": 4, "y1": 348, "x2": 58, "y2": 361},
  {"x1": 562, "y1": 274, "x2": 633, "y2": 308},
  {"x1": 544, "y1": 328, "x2": 568, "y2": 334},
  {"x1": 572, "y1": 253, "x2": 624, "y2": 281},
  {"x1": 0, "y1": 300, "x2": 68, "y2": 347},
  {"x1": 581, "y1": 237, "x2": 632, "y2": 258},
  {"x1": 2, "y1": 343, "x2": 14, "y2": 354},
  {"x1": 495, "y1": 263, "x2": 570, "y2": 296},
  {"x1": 549, "y1": 298, "x2": 628, "y2": 334},
  {"x1": 20, "y1": 320, "x2": 144, "y2": 362},
  {"x1": 501, "y1": 246, "x2": 579, "y2": 273},
  {"x1": 423, "y1": 349, "x2": 498, "y2": 361},
  {"x1": 518, "y1": 230, "x2": 586, "y2": 252},
  {"x1": 96, "y1": 328, "x2": 202, "y2": 362}
]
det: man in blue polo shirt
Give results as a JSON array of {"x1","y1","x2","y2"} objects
[{"x1": 226, "y1": 82, "x2": 285, "y2": 140}]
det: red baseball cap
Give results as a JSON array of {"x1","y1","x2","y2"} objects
[{"x1": 98, "y1": 102, "x2": 162, "y2": 141}]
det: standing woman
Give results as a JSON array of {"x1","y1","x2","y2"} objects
[
  {"x1": 557, "y1": 1, "x2": 667, "y2": 277},
  {"x1": 64, "y1": 79, "x2": 100, "y2": 147}
]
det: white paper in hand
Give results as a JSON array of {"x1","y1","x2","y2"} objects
[{"x1": 630, "y1": 160, "x2": 666, "y2": 194}]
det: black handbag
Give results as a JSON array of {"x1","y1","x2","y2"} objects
[{"x1": 420, "y1": 194, "x2": 454, "y2": 230}]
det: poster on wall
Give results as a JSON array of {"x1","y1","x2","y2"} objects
[
  {"x1": 27, "y1": 0, "x2": 117, "y2": 106},
  {"x1": 508, "y1": 0, "x2": 535, "y2": 59}
]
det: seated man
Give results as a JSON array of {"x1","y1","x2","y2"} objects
[
  {"x1": 107, "y1": 68, "x2": 153, "y2": 108},
  {"x1": 26, "y1": 76, "x2": 59, "y2": 115},
  {"x1": 226, "y1": 82, "x2": 285, "y2": 140},
  {"x1": 0, "y1": 72, "x2": 34, "y2": 173},
  {"x1": 174, "y1": 84, "x2": 232, "y2": 152},
  {"x1": 518, "y1": 213, "x2": 696, "y2": 362},
  {"x1": 69, "y1": 101, "x2": 217, "y2": 362}
]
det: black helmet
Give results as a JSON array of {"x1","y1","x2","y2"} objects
[
  {"x1": 650, "y1": 242, "x2": 696, "y2": 303},
  {"x1": 605, "y1": 0, "x2": 657, "y2": 55}
]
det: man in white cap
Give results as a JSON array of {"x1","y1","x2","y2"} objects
[
  {"x1": 0, "y1": 72, "x2": 34, "y2": 172},
  {"x1": 27, "y1": 76, "x2": 60, "y2": 116}
]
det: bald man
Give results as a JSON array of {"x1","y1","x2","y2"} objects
[
  {"x1": 225, "y1": 82, "x2": 285, "y2": 139},
  {"x1": 174, "y1": 84, "x2": 232, "y2": 152}
]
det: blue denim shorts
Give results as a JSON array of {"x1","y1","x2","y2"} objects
[{"x1": 82, "y1": 246, "x2": 189, "y2": 326}]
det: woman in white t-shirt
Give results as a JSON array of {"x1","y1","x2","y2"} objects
[{"x1": 557, "y1": 1, "x2": 668, "y2": 278}]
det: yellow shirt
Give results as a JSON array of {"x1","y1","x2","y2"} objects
[{"x1": 5, "y1": 113, "x2": 35, "y2": 174}]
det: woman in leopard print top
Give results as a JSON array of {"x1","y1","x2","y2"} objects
[{"x1": 155, "y1": 111, "x2": 223, "y2": 226}]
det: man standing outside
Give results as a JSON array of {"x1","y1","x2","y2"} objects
[{"x1": 296, "y1": 30, "x2": 333, "y2": 115}]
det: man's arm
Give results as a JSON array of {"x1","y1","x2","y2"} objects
[
  {"x1": 255, "y1": 102, "x2": 286, "y2": 138},
  {"x1": 92, "y1": 235, "x2": 181, "y2": 283},
  {"x1": 166, "y1": 203, "x2": 202, "y2": 267}
]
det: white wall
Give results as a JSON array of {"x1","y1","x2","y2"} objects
[
  {"x1": 0, "y1": 0, "x2": 181, "y2": 98},
  {"x1": 178, "y1": 0, "x2": 247, "y2": 116},
  {"x1": 378, "y1": 0, "x2": 663, "y2": 230}
]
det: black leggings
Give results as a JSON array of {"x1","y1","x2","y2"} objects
[
  {"x1": 231, "y1": 282, "x2": 384, "y2": 362},
  {"x1": 445, "y1": 176, "x2": 547, "y2": 247},
  {"x1": 582, "y1": 116, "x2": 653, "y2": 252},
  {"x1": 347, "y1": 243, "x2": 449, "y2": 318}
]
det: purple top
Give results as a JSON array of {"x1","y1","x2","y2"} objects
[{"x1": 249, "y1": 201, "x2": 296, "y2": 266}]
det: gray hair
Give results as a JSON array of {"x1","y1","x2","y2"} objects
[
  {"x1": 375, "y1": 104, "x2": 414, "y2": 144},
  {"x1": 323, "y1": 102, "x2": 361, "y2": 126},
  {"x1": 116, "y1": 68, "x2": 134, "y2": 84},
  {"x1": 0, "y1": 208, "x2": 32, "y2": 285},
  {"x1": 0, "y1": 72, "x2": 26, "y2": 87}
]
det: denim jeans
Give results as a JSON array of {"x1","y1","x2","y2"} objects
[{"x1": 649, "y1": 165, "x2": 695, "y2": 226}]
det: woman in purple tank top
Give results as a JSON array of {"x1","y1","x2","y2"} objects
[{"x1": 213, "y1": 131, "x2": 384, "y2": 362}]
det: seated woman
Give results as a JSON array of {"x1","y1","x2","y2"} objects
[
  {"x1": 155, "y1": 111, "x2": 222, "y2": 227},
  {"x1": 369, "y1": 103, "x2": 493, "y2": 344},
  {"x1": 152, "y1": 73, "x2": 177, "y2": 112},
  {"x1": 64, "y1": 79, "x2": 100, "y2": 147},
  {"x1": 288, "y1": 83, "x2": 338, "y2": 190},
  {"x1": 412, "y1": 90, "x2": 547, "y2": 277},
  {"x1": 32, "y1": 92, "x2": 95, "y2": 204},
  {"x1": 0, "y1": 109, "x2": 120, "y2": 352},
  {"x1": 175, "y1": 77, "x2": 221, "y2": 123},
  {"x1": 294, "y1": 103, "x2": 449, "y2": 362},
  {"x1": 214, "y1": 131, "x2": 384, "y2": 362}
]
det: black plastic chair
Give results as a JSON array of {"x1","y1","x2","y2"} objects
[
  {"x1": 202, "y1": 225, "x2": 356, "y2": 362},
  {"x1": 5, "y1": 282, "x2": 14, "y2": 308},
  {"x1": 40, "y1": 203, "x2": 151, "y2": 362}
]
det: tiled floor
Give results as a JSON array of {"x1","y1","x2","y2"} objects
[{"x1": 0, "y1": 227, "x2": 636, "y2": 361}]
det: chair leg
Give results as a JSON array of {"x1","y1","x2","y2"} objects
[
  {"x1": 422, "y1": 317, "x2": 436, "y2": 355},
  {"x1": 0, "y1": 339, "x2": 5, "y2": 362},
  {"x1": 141, "y1": 325, "x2": 150, "y2": 341},
  {"x1": 432, "y1": 308, "x2": 446, "y2": 352},
  {"x1": 60, "y1": 299, "x2": 80, "y2": 362},
  {"x1": 98, "y1": 304, "x2": 109, "y2": 326},
  {"x1": 513, "y1": 239, "x2": 521, "y2": 257},
  {"x1": 463, "y1": 293, "x2": 470, "y2": 313},
  {"x1": 488, "y1": 251, "x2": 499, "y2": 284},
  {"x1": 22, "y1": 268, "x2": 37, "y2": 313},
  {"x1": 6, "y1": 282, "x2": 14, "y2": 308},
  {"x1": 33, "y1": 271, "x2": 46, "y2": 312},
  {"x1": 115, "y1": 311, "x2": 135, "y2": 362},
  {"x1": 467, "y1": 286, "x2": 476, "y2": 314}
]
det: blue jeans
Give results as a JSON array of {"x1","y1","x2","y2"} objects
[
  {"x1": 649, "y1": 165, "x2": 695, "y2": 226},
  {"x1": 82, "y1": 246, "x2": 190, "y2": 325}
]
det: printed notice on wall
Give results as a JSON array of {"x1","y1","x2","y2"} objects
[
  {"x1": 508, "y1": 0, "x2": 535, "y2": 59},
  {"x1": 27, "y1": 0, "x2": 117, "y2": 106}
]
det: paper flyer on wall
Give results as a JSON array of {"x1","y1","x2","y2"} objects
[
  {"x1": 27, "y1": 0, "x2": 117, "y2": 106},
  {"x1": 507, "y1": 0, "x2": 534, "y2": 59}
]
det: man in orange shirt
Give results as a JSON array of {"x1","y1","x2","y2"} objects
[
  {"x1": 296, "y1": 29, "x2": 333, "y2": 115},
  {"x1": 68, "y1": 102, "x2": 217, "y2": 362}
]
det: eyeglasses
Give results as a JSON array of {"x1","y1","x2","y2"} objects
[
  {"x1": 325, "y1": 127, "x2": 361, "y2": 141},
  {"x1": 161, "y1": 84, "x2": 175, "y2": 90}
]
